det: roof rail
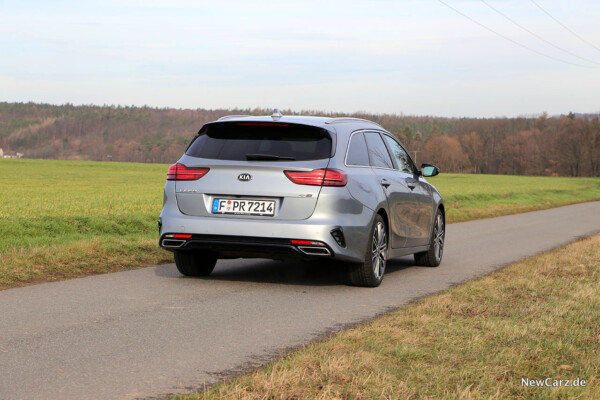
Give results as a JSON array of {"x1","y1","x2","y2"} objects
[
  {"x1": 217, "y1": 115, "x2": 253, "y2": 121},
  {"x1": 325, "y1": 117, "x2": 384, "y2": 128}
]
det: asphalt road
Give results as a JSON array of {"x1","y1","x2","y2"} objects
[{"x1": 1, "y1": 202, "x2": 599, "y2": 400}]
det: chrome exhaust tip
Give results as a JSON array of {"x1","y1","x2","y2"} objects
[
  {"x1": 161, "y1": 239, "x2": 186, "y2": 248},
  {"x1": 297, "y1": 246, "x2": 331, "y2": 256}
]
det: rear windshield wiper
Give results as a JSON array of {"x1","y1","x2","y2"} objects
[{"x1": 245, "y1": 154, "x2": 296, "y2": 161}]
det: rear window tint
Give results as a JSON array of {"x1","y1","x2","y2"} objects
[
  {"x1": 346, "y1": 132, "x2": 370, "y2": 166},
  {"x1": 364, "y1": 131, "x2": 394, "y2": 169},
  {"x1": 186, "y1": 122, "x2": 332, "y2": 161}
]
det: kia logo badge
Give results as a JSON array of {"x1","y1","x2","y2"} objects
[{"x1": 238, "y1": 173, "x2": 252, "y2": 182}]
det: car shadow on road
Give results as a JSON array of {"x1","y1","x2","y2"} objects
[{"x1": 154, "y1": 256, "x2": 416, "y2": 287}]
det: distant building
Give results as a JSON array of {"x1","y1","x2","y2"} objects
[{"x1": 2, "y1": 150, "x2": 24, "y2": 159}]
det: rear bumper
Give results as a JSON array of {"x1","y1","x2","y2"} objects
[
  {"x1": 159, "y1": 207, "x2": 373, "y2": 263},
  {"x1": 159, "y1": 184, "x2": 376, "y2": 263},
  {"x1": 160, "y1": 233, "x2": 334, "y2": 259}
]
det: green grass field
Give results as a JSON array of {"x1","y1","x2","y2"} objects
[
  {"x1": 0, "y1": 158, "x2": 172, "y2": 288},
  {"x1": 434, "y1": 173, "x2": 600, "y2": 222},
  {"x1": 1, "y1": 158, "x2": 166, "y2": 249},
  {"x1": 1, "y1": 158, "x2": 599, "y2": 288}
]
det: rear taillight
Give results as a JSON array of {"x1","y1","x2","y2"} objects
[
  {"x1": 284, "y1": 168, "x2": 347, "y2": 187},
  {"x1": 167, "y1": 163, "x2": 209, "y2": 181}
]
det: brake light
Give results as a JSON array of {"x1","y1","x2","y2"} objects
[
  {"x1": 236, "y1": 122, "x2": 289, "y2": 127},
  {"x1": 167, "y1": 164, "x2": 209, "y2": 181},
  {"x1": 284, "y1": 168, "x2": 347, "y2": 187}
]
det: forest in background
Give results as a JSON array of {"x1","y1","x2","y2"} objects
[{"x1": 1, "y1": 102, "x2": 598, "y2": 177}]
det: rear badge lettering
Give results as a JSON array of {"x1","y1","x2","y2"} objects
[{"x1": 238, "y1": 173, "x2": 252, "y2": 182}]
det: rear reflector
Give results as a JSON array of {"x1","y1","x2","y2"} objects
[
  {"x1": 167, "y1": 164, "x2": 209, "y2": 181},
  {"x1": 284, "y1": 168, "x2": 347, "y2": 187},
  {"x1": 173, "y1": 234, "x2": 192, "y2": 238},
  {"x1": 290, "y1": 239, "x2": 326, "y2": 246}
]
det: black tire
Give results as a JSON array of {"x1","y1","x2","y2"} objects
[
  {"x1": 344, "y1": 214, "x2": 388, "y2": 287},
  {"x1": 414, "y1": 209, "x2": 444, "y2": 267},
  {"x1": 174, "y1": 251, "x2": 218, "y2": 276}
]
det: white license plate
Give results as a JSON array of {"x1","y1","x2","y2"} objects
[{"x1": 212, "y1": 198, "x2": 276, "y2": 216}]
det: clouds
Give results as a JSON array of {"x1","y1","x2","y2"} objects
[{"x1": 1, "y1": 0, "x2": 599, "y2": 116}]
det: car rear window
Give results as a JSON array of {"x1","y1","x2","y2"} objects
[{"x1": 186, "y1": 122, "x2": 332, "y2": 161}]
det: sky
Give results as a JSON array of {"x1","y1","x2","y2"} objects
[{"x1": 1, "y1": 0, "x2": 599, "y2": 118}]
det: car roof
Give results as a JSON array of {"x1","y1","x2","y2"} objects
[{"x1": 211, "y1": 114, "x2": 386, "y2": 133}]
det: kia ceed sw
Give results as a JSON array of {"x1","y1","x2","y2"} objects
[{"x1": 159, "y1": 111, "x2": 444, "y2": 287}]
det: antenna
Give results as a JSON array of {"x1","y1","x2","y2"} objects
[{"x1": 271, "y1": 109, "x2": 282, "y2": 121}]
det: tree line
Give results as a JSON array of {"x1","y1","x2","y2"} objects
[
  {"x1": 1, "y1": 102, "x2": 598, "y2": 177},
  {"x1": 400, "y1": 113, "x2": 599, "y2": 177}
]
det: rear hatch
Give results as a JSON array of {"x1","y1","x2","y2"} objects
[{"x1": 174, "y1": 121, "x2": 334, "y2": 221}]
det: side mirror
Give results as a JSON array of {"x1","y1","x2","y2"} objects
[{"x1": 421, "y1": 163, "x2": 440, "y2": 177}]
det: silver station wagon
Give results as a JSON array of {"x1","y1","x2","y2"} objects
[{"x1": 159, "y1": 111, "x2": 444, "y2": 287}]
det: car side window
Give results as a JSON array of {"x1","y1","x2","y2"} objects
[
  {"x1": 382, "y1": 134, "x2": 414, "y2": 174},
  {"x1": 364, "y1": 132, "x2": 394, "y2": 169},
  {"x1": 346, "y1": 132, "x2": 370, "y2": 166}
]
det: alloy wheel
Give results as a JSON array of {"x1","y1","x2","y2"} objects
[
  {"x1": 371, "y1": 221, "x2": 387, "y2": 279},
  {"x1": 433, "y1": 213, "x2": 445, "y2": 262}
]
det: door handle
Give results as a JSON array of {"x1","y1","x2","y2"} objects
[
  {"x1": 380, "y1": 178, "x2": 391, "y2": 188},
  {"x1": 405, "y1": 178, "x2": 416, "y2": 190}
]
